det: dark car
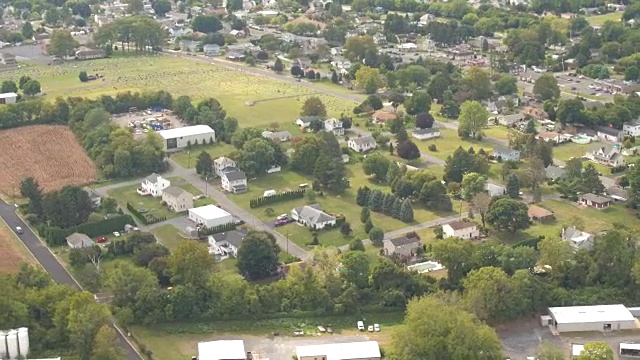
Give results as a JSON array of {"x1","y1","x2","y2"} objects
[{"x1": 274, "y1": 219, "x2": 288, "y2": 227}]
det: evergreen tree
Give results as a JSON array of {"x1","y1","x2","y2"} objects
[
  {"x1": 391, "y1": 198, "x2": 403, "y2": 219},
  {"x1": 340, "y1": 222, "x2": 352, "y2": 236},
  {"x1": 356, "y1": 186, "x2": 371, "y2": 206},
  {"x1": 382, "y1": 193, "x2": 396, "y2": 214},
  {"x1": 579, "y1": 164, "x2": 605, "y2": 194},
  {"x1": 386, "y1": 162, "x2": 400, "y2": 184},
  {"x1": 360, "y1": 206, "x2": 371, "y2": 224},
  {"x1": 368, "y1": 189, "x2": 384, "y2": 212},
  {"x1": 369, "y1": 227, "x2": 384, "y2": 245},
  {"x1": 274, "y1": 57, "x2": 284, "y2": 72},
  {"x1": 506, "y1": 173, "x2": 520, "y2": 199},
  {"x1": 364, "y1": 218, "x2": 374, "y2": 233},
  {"x1": 399, "y1": 198, "x2": 414, "y2": 222}
]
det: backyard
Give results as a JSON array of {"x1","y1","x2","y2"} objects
[
  {"x1": 413, "y1": 128, "x2": 496, "y2": 161},
  {"x1": 150, "y1": 224, "x2": 185, "y2": 250},
  {"x1": 108, "y1": 184, "x2": 181, "y2": 221},
  {"x1": 0, "y1": 55, "x2": 356, "y2": 129},
  {"x1": 587, "y1": 12, "x2": 622, "y2": 26}
]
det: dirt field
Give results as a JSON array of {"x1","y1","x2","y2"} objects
[
  {"x1": 0, "y1": 219, "x2": 35, "y2": 273},
  {"x1": 0, "y1": 125, "x2": 98, "y2": 196}
]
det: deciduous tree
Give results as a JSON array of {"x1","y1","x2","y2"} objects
[
  {"x1": 195, "y1": 151, "x2": 213, "y2": 176},
  {"x1": 363, "y1": 153, "x2": 391, "y2": 182},
  {"x1": 301, "y1": 97, "x2": 327, "y2": 117},
  {"x1": 458, "y1": 100, "x2": 488, "y2": 139},
  {"x1": 48, "y1": 30, "x2": 79, "y2": 58},
  {"x1": 533, "y1": 73, "x2": 560, "y2": 101},
  {"x1": 461, "y1": 172, "x2": 486, "y2": 200},
  {"x1": 415, "y1": 112, "x2": 434, "y2": 129},
  {"x1": 236, "y1": 231, "x2": 280, "y2": 280},
  {"x1": 397, "y1": 140, "x2": 421, "y2": 160},
  {"x1": 167, "y1": 241, "x2": 214, "y2": 287},
  {"x1": 486, "y1": 198, "x2": 530, "y2": 232}
]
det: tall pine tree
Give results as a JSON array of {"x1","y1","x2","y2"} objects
[
  {"x1": 399, "y1": 198, "x2": 414, "y2": 222},
  {"x1": 368, "y1": 189, "x2": 384, "y2": 212},
  {"x1": 506, "y1": 174, "x2": 520, "y2": 199},
  {"x1": 382, "y1": 193, "x2": 396, "y2": 214},
  {"x1": 391, "y1": 198, "x2": 403, "y2": 219}
]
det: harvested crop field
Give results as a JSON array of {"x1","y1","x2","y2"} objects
[
  {"x1": 0, "y1": 220, "x2": 35, "y2": 273},
  {"x1": 0, "y1": 125, "x2": 97, "y2": 196}
]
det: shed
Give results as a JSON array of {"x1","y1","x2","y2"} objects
[
  {"x1": 66, "y1": 233, "x2": 94, "y2": 249},
  {"x1": 528, "y1": 205, "x2": 554, "y2": 222},
  {"x1": 546, "y1": 304, "x2": 637, "y2": 333}
]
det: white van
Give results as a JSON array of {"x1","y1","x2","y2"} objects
[
  {"x1": 357, "y1": 321, "x2": 365, "y2": 331},
  {"x1": 263, "y1": 190, "x2": 277, "y2": 197}
]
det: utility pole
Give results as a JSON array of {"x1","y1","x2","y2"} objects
[{"x1": 205, "y1": 176, "x2": 208, "y2": 196}]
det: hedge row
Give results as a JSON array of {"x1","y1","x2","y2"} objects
[
  {"x1": 127, "y1": 202, "x2": 166, "y2": 225},
  {"x1": 39, "y1": 214, "x2": 134, "y2": 246},
  {"x1": 249, "y1": 189, "x2": 305, "y2": 208},
  {"x1": 197, "y1": 222, "x2": 237, "y2": 237}
]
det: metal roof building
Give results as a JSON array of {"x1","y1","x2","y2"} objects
[{"x1": 546, "y1": 304, "x2": 637, "y2": 333}]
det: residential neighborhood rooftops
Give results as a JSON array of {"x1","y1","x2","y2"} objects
[
  {"x1": 445, "y1": 220, "x2": 476, "y2": 230},
  {"x1": 595, "y1": 125, "x2": 623, "y2": 136},
  {"x1": 545, "y1": 165, "x2": 567, "y2": 180},
  {"x1": 579, "y1": 193, "x2": 611, "y2": 204},
  {"x1": 157, "y1": 125, "x2": 215, "y2": 139},
  {"x1": 144, "y1": 173, "x2": 161, "y2": 183},
  {"x1": 548, "y1": 304, "x2": 635, "y2": 324},
  {"x1": 607, "y1": 186, "x2": 628, "y2": 200},
  {"x1": 211, "y1": 228, "x2": 248, "y2": 249},
  {"x1": 293, "y1": 203, "x2": 335, "y2": 224},
  {"x1": 197, "y1": 340, "x2": 245, "y2": 360},
  {"x1": 296, "y1": 341, "x2": 381, "y2": 360}
]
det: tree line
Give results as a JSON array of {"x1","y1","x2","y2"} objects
[{"x1": 94, "y1": 16, "x2": 166, "y2": 52}]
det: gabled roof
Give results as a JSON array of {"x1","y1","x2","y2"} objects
[
  {"x1": 223, "y1": 169, "x2": 246, "y2": 181},
  {"x1": 350, "y1": 135, "x2": 376, "y2": 146},
  {"x1": 606, "y1": 186, "x2": 628, "y2": 200},
  {"x1": 66, "y1": 233, "x2": 93, "y2": 247},
  {"x1": 493, "y1": 146, "x2": 519, "y2": 155},
  {"x1": 528, "y1": 205, "x2": 554, "y2": 219},
  {"x1": 163, "y1": 185, "x2": 190, "y2": 198},
  {"x1": 211, "y1": 229, "x2": 248, "y2": 249},
  {"x1": 292, "y1": 204, "x2": 336, "y2": 225},
  {"x1": 445, "y1": 220, "x2": 476, "y2": 231},
  {"x1": 545, "y1": 165, "x2": 567, "y2": 179},
  {"x1": 214, "y1": 156, "x2": 235, "y2": 165},
  {"x1": 580, "y1": 193, "x2": 610, "y2": 203},
  {"x1": 413, "y1": 128, "x2": 439, "y2": 135},
  {"x1": 388, "y1": 236, "x2": 420, "y2": 247},
  {"x1": 144, "y1": 173, "x2": 161, "y2": 183},
  {"x1": 595, "y1": 125, "x2": 623, "y2": 136}
]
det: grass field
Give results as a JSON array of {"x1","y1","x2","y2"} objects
[
  {"x1": 171, "y1": 143, "x2": 237, "y2": 168},
  {"x1": 0, "y1": 55, "x2": 356, "y2": 129},
  {"x1": 413, "y1": 128, "x2": 495, "y2": 161},
  {"x1": 587, "y1": 12, "x2": 622, "y2": 26},
  {"x1": 0, "y1": 125, "x2": 97, "y2": 197},
  {"x1": 150, "y1": 224, "x2": 186, "y2": 250},
  {"x1": 483, "y1": 126, "x2": 512, "y2": 141},
  {"x1": 552, "y1": 141, "x2": 600, "y2": 160},
  {"x1": 108, "y1": 184, "x2": 181, "y2": 221},
  {"x1": 0, "y1": 219, "x2": 36, "y2": 273}
]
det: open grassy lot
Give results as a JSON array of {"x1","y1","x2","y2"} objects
[
  {"x1": 413, "y1": 128, "x2": 495, "y2": 161},
  {"x1": 229, "y1": 165, "x2": 459, "y2": 248},
  {"x1": 552, "y1": 141, "x2": 600, "y2": 161},
  {"x1": 150, "y1": 224, "x2": 185, "y2": 250},
  {"x1": 108, "y1": 184, "x2": 180, "y2": 221},
  {"x1": 0, "y1": 219, "x2": 37, "y2": 273},
  {"x1": 170, "y1": 143, "x2": 237, "y2": 169},
  {"x1": 587, "y1": 12, "x2": 622, "y2": 26},
  {"x1": 0, "y1": 55, "x2": 355, "y2": 129},
  {"x1": 483, "y1": 126, "x2": 512, "y2": 141}
]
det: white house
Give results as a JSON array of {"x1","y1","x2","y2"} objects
[
  {"x1": 157, "y1": 125, "x2": 216, "y2": 151},
  {"x1": 221, "y1": 168, "x2": 247, "y2": 193},
  {"x1": 198, "y1": 340, "x2": 246, "y2": 360},
  {"x1": 139, "y1": 173, "x2": 170, "y2": 197},
  {"x1": 296, "y1": 341, "x2": 381, "y2": 360},
  {"x1": 348, "y1": 136, "x2": 377, "y2": 152},
  {"x1": 586, "y1": 145, "x2": 625, "y2": 167},
  {"x1": 562, "y1": 226, "x2": 595, "y2": 251},
  {"x1": 496, "y1": 113, "x2": 525, "y2": 126},
  {"x1": 412, "y1": 128, "x2": 441, "y2": 140},
  {"x1": 291, "y1": 204, "x2": 336, "y2": 229},
  {"x1": 189, "y1": 205, "x2": 233, "y2": 228},
  {"x1": 208, "y1": 229, "x2": 248, "y2": 258},
  {"x1": 544, "y1": 304, "x2": 637, "y2": 333},
  {"x1": 214, "y1": 157, "x2": 237, "y2": 177},
  {"x1": 161, "y1": 186, "x2": 193, "y2": 212},
  {"x1": 442, "y1": 221, "x2": 479, "y2": 239},
  {"x1": 324, "y1": 118, "x2": 344, "y2": 136},
  {"x1": 203, "y1": 44, "x2": 220, "y2": 57},
  {"x1": 596, "y1": 126, "x2": 624, "y2": 143},
  {"x1": 0, "y1": 92, "x2": 18, "y2": 104},
  {"x1": 624, "y1": 120, "x2": 640, "y2": 137},
  {"x1": 485, "y1": 183, "x2": 506, "y2": 197}
]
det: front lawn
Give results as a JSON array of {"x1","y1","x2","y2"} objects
[
  {"x1": 108, "y1": 185, "x2": 180, "y2": 221},
  {"x1": 150, "y1": 224, "x2": 185, "y2": 250}
]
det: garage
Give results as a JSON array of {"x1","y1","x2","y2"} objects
[
  {"x1": 157, "y1": 125, "x2": 216, "y2": 151},
  {"x1": 545, "y1": 304, "x2": 637, "y2": 333},
  {"x1": 188, "y1": 205, "x2": 233, "y2": 228}
]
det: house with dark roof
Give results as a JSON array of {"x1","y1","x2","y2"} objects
[
  {"x1": 348, "y1": 136, "x2": 377, "y2": 152},
  {"x1": 140, "y1": 173, "x2": 170, "y2": 197},
  {"x1": 162, "y1": 186, "x2": 193, "y2": 212},
  {"x1": 383, "y1": 235, "x2": 421, "y2": 257},
  {"x1": 221, "y1": 168, "x2": 247, "y2": 193},
  {"x1": 606, "y1": 186, "x2": 628, "y2": 202},
  {"x1": 208, "y1": 229, "x2": 249, "y2": 258},
  {"x1": 562, "y1": 226, "x2": 595, "y2": 251},
  {"x1": 595, "y1": 126, "x2": 624, "y2": 142},
  {"x1": 442, "y1": 221, "x2": 479, "y2": 239},
  {"x1": 623, "y1": 120, "x2": 640, "y2": 137},
  {"x1": 492, "y1": 146, "x2": 521, "y2": 161},
  {"x1": 579, "y1": 193, "x2": 611, "y2": 209},
  {"x1": 412, "y1": 128, "x2": 441, "y2": 140},
  {"x1": 291, "y1": 204, "x2": 336, "y2": 229},
  {"x1": 585, "y1": 145, "x2": 625, "y2": 167},
  {"x1": 545, "y1": 165, "x2": 567, "y2": 181}
]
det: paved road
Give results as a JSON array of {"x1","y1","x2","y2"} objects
[{"x1": 0, "y1": 200, "x2": 143, "y2": 360}]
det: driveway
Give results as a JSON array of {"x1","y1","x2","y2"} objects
[{"x1": 0, "y1": 199, "x2": 143, "y2": 360}]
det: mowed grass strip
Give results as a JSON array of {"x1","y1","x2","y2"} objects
[
  {"x1": 150, "y1": 224, "x2": 185, "y2": 250},
  {"x1": 108, "y1": 184, "x2": 180, "y2": 221}
]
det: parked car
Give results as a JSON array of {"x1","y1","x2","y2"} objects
[
  {"x1": 292, "y1": 329, "x2": 304, "y2": 336},
  {"x1": 15, "y1": 226, "x2": 23, "y2": 234},
  {"x1": 368, "y1": 325, "x2": 374, "y2": 332},
  {"x1": 96, "y1": 236, "x2": 108, "y2": 243},
  {"x1": 357, "y1": 321, "x2": 364, "y2": 331},
  {"x1": 112, "y1": 231, "x2": 121, "y2": 237},
  {"x1": 277, "y1": 214, "x2": 288, "y2": 220},
  {"x1": 234, "y1": 219, "x2": 245, "y2": 226},
  {"x1": 374, "y1": 324, "x2": 380, "y2": 332}
]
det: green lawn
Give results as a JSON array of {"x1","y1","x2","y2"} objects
[
  {"x1": 413, "y1": 128, "x2": 495, "y2": 161},
  {"x1": 131, "y1": 312, "x2": 404, "y2": 360},
  {"x1": 552, "y1": 141, "x2": 599, "y2": 161},
  {"x1": 228, "y1": 165, "x2": 459, "y2": 248},
  {"x1": 587, "y1": 12, "x2": 622, "y2": 26},
  {"x1": 171, "y1": 143, "x2": 236, "y2": 169},
  {"x1": 108, "y1": 185, "x2": 180, "y2": 221},
  {"x1": 0, "y1": 55, "x2": 356, "y2": 128},
  {"x1": 178, "y1": 183, "x2": 203, "y2": 196},
  {"x1": 150, "y1": 224, "x2": 185, "y2": 250},
  {"x1": 483, "y1": 126, "x2": 512, "y2": 141}
]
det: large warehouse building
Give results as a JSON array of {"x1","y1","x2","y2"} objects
[
  {"x1": 157, "y1": 125, "x2": 215, "y2": 151},
  {"x1": 544, "y1": 304, "x2": 637, "y2": 333},
  {"x1": 188, "y1": 205, "x2": 233, "y2": 228}
]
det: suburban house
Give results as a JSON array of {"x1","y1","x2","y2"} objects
[
  {"x1": 324, "y1": 118, "x2": 344, "y2": 136},
  {"x1": 291, "y1": 204, "x2": 336, "y2": 229},
  {"x1": 485, "y1": 183, "x2": 506, "y2": 197},
  {"x1": 596, "y1": 126, "x2": 624, "y2": 142},
  {"x1": 585, "y1": 145, "x2": 625, "y2": 167},
  {"x1": 161, "y1": 186, "x2": 194, "y2": 212},
  {"x1": 296, "y1": 116, "x2": 322, "y2": 128},
  {"x1": 214, "y1": 157, "x2": 237, "y2": 177},
  {"x1": 545, "y1": 165, "x2": 567, "y2": 181},
  {"x1": 607, "y1": 186, "x2": 628, "y2": 202},
  {"x1": 383, "y1": 234, "x2": 421, "y2": 257},
  {"x1": 579, "y1": 193, "x2": 612, "y2": 209},
  {"x1": 372, "y1": 110, "x2": 399, "y2": 124},
  {"x1": 528, "y1": 205, "x2": 555, "y2": 222},
  {"x1": 203, "y1": 44, "x2": 220, "y2": 56},
  {"x1": 75, "y1": 46, "x2": 106, "y2": 60},
  {"x1": 348, "y1": 136, "x2": 377, "y2": 152},
  {"x1": 208, "y1": 229, "x2": 248, "y2": 258},
  {"x1": 486, "y1": 99, "x2": 508, "y2": 114},
  {"x1": 562, "y1": 226, "x2": 595, "y2": 251},
  {"x1": 84, "y1": 187, "x2": 102, "y2": 207},
  {"x1": 623, "y1": 120, "x2": 640, "y2": 137},
  {"x1": 492, "y1": 146, "x2": 521, "y2": 161},
  {"x1": 221, "y1": 168, "x2": 247, "y2": 193},
  {"x1": 412, "y1": 128, "x2": 441, "y2": 140},
  {"x1": 66, "y1": 233, "x2": 94, "y2": 249},
  {"x1": 139, "y1": 173, "x2": 170, "y2": 197},
  {"x1": 537, "y1": 131, "x2": 562, "y2": 143},
  {"x1": 497, "y1": 113, "x2": 525, "y2": 127},
  {"x1": 442, "y1": 221, "x2": 480, "y2": 239},
  {"x1": 263, "y1": 130, "x2": 292, "y2": 142}
]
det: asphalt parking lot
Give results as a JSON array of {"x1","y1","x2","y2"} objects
[
  {"x1": 1, "y1": 44, "x2": 52, "y2": 64},
  {"x1": 518, "y1": 69, "x2": 615, "y2": 102}
]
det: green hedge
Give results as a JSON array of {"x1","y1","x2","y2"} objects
[
  {"x1": 127, "y1": 202, "x2": 166, "y2": 225},
  {"x1": 40, "y1": 214, "x2": 134, "y2": 246},
  {"x1": 249, "y1": 189, "x2": 305, "y2": 208},
  {"x1": 197, "y1": 222, "x2": 236, "y2": 237}
]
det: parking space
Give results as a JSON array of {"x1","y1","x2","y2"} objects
[{"x1": 518, "y1": 69, "x2": 616, "y2": 102}]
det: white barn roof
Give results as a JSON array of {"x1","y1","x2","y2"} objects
[
  {"x1": 0, "y1": 92, "x2": 17, "y2": 98},
  {"x1": 157, "y1": 125, "x2": 215, "y2": 140},
  {"x1": 189, "y1": 204, "x2": 231, "y2": 220},
  {"x1": 198, "y1": 340, "x2": 245, "y2": 360},
  {"x1": 549, "y1": 304, "x2": 635, "y2": 324},
  {"x1": 296, "y1": 341, "x2": 380, "y2": 360}
]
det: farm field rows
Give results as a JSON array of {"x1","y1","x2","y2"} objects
[
  {"x1": 0, "y1": 125, "x2": 97, "y2": 197},
  {"x1": 0, "y1": 219, "x2": 36, "y2": 273},
  {"x1": 0, "y1": 56, "x2": 356, "y2": 129}
]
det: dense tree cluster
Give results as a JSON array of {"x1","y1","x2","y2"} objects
[
  {"x1": 356, "y1": 186, "x2": 414, "y2": 222},
  {"x1": 94, "y1": 16, "x2": 166, "y2": 52},
  {"x1": 290, "y1": 131, "x2": 348, "y2": 194}
]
